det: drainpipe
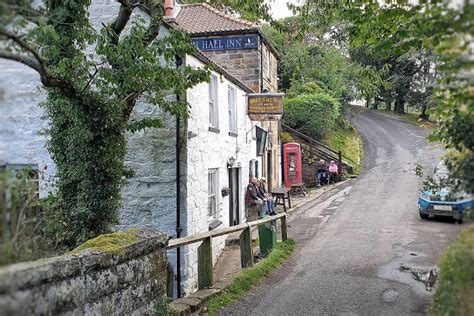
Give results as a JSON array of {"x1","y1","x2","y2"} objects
[{"x1": 175, "y1": 55, "x2": 183, "y2": 298}]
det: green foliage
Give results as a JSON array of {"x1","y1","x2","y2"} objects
[
  {"x1": 294, "y1": 1, "x2": 473, "y2": 193},
  {"x1": 203, "y1": 240, "x2": 295, "y2": 315},
  {"x1": 0, "y1": 1, "x2": 210, "y2": 246},
  {"x1": 0, "y1": 167, "x2": 63, "y2": 266},
  {"x1": 324, "y1": 117, "x2": 363, "y2": 175},
  {"x1": 262, "y1": 24, "x2": 358, "y2": 104},
  {"x1": 283, "y1": 93, "x2": 340, "y2": 140},
  {"x1": 287, "y1": 81, "x2": 325, "y2": 98},
  {"x1": 279, "y1": 132, "x2": 294, "y2": 144},
  {"x1": 433, "y1": 226, "x2": 474, "y2": 316}
]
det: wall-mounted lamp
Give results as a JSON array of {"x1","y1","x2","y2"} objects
[
  {"x1": 187, "y1": 131, "x2": 198, "y2": 139},
  {"x1": 227, "y1": 156, "x2": 236, "y2": 168}
]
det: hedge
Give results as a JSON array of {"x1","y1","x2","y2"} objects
[
  {"x1": 433, "y1": 225, "x2": 474, "y2": 315},
  {"x1": 283, "y1": 93, "x2": 340, "y2": 140}
]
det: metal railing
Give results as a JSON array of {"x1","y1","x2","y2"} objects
[{"x1": 166, "y1": 213, "x2": 288, "y2": 290}]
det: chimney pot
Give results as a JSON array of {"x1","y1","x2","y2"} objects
[{"x1": 165, "y1": 0, "x2": 174, "y2": 17}]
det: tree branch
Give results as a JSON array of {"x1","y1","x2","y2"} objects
[
  {"x1": 0, "y1": 50, "x2": 43, "y2": 74},
  {"x1": 0, "y1": 27, "x2": 45, "y2": 67},
  {"x1": 109, "y1": 2, "x2": 134, "y2": 44}
]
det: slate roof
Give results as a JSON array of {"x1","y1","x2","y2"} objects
[{"x1": 174, "y1": 3, "x2": 259, "y2": 35}]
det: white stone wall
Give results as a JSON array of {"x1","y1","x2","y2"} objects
[
  {"x1": 0, "y1": 61, "x2": 54, "y2": 198},
  {"x1": 0, "y1": 0, "x2": 262, "y2": 297},
  {"x1": 182, "y1": 55, "x2": 260, "y2": 294}
]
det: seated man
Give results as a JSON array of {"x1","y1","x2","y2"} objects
[
  {"x1": 316, "y1": 159, "x2": 328, "y2": 186},
  {"x1": 245, "y1": 177, "x2": 267, "y2": 220}
]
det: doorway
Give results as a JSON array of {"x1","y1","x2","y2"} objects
[{"x1": 228, "y1": 167, "x2": 240, "y2": 226}]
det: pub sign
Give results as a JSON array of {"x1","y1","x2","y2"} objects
[
  {"x1": 192, "y1": 35, "x2": 258, "y2": 52},
  {"x1": 247, "y1": 93, "x2": 284, "y2": 121}
]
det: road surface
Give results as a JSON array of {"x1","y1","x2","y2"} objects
[{"x1": 221, "y1": 109, "x2": 464, "y2": 315}]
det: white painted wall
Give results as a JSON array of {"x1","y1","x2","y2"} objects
[
  {"x1": 182, "y1": 55, "x2": 260, "y2": 293},
  {"x1": 0, "y1": 0, "x2": 261, "y2": 297}
]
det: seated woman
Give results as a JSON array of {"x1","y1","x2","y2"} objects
[{"x1": 328, "y1": 160, "x2": 339, "y2": 184}]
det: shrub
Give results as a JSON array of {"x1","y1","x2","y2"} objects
[
  {"x1": 433, "y1": 226, "x2": 474, "y2": 315},
  {"x1": 283, "y1": 93, "x2": 340, "y2": 140},
  {"x1": 0, "y1": 167, "x2": 65, "y2": 266}
]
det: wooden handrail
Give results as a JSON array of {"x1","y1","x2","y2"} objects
[
  {"x1": 166, "y1": 213, "x2": 286, "y2": 250},
  {"x1": 282, "y1": 124, "x2": 339, "y2": 155},
  {"x1": 166, "y1": 213, "x2": 288, "y2": 291}
]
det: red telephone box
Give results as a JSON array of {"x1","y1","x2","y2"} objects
[{"x1": 283, "y1": 142, "x2": 302, "y2": 187}]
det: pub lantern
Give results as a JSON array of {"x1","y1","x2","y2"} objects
[{"x1": 283, "y1": 142, "x2": 302, "y2": 188}]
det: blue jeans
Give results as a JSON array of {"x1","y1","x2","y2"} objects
[
  {"x1": 267, "y1": 199, "x2": 274, "y2": 212},
  {"x1": 317, "y1": 171, "x2": 327, "y2": 185}
]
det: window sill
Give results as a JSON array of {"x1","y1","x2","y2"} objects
[
  {"x1": 209, "y1": 126, "x2": 220, "y2": 133},
  {"x1": 228, "y1": 131, "x2": 238, "y2": 137}
]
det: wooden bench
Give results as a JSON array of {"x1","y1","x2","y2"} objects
[
  {"x1": 271, "y1": 187, "x2": 291, "y2": 212},
  {"x1": 290, "y1": 182, "x2": 308, "y2": 196}
]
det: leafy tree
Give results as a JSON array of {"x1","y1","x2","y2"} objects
[
  {"x1": 263, "y1": 23, "x2": 359, "y2": 105},
  {"x1": 0, "y1": 0, "x2": 210, "y2": 246},
  {"x1": 297, "y1": 1, "x2": 473, "y2": 192}
]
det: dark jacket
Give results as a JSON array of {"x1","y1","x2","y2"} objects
[
  {"x1": 245, "y1": 184, "x2": 259, "y2": 205},
  {"x1": 317, "y1": 162, "x2": 328, "y2": 173}
]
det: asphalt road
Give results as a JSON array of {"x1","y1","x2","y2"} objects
[{"x1": 220, "y1": 109, "x2": 464, "y2": 315}]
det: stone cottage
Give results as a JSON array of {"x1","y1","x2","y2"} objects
[
  {"x1": 0, "y1": 0, "x2": 276, "y2": 296},
  {"x1": 167, "y1": 2, "x2": 282, "y2": 191}
]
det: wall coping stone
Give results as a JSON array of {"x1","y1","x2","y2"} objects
[{"x1": 0, "y1": 228, "x2": 167, "y2": 294}]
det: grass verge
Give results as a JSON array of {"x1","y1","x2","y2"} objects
[
  {"x1": 203, "y1": 239, "x2": 296, "y2": 315},
  {"x1": 325, "y1": 121, "x2": 364, "y2": 175},
  {"x1": 380, "y1": 110, "x2": 436, "y2": 129},
  {"x1": 432, "y1": 225, "x2": 474, "y2": 316}
]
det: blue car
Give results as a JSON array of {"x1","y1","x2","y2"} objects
[
  {"x1": 418, "y1": 164, "x2": 473, "y2": 223},
  {"x1": 418, "y1": 190, "x2": 473, "y2": 223}
]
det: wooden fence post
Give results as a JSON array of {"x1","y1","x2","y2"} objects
[
  {"x1": 281, "y1": 215, "x2": 288, "y2": 241},
  {"x1": 338, "y1": 150, "x2": 342, "y2": 174},
  {"x1": 198, "y1": 237, "x2": 213, "y2": 289},
  {"x1": 239, "y1": 225, "x2": 253, "y2": 268}
]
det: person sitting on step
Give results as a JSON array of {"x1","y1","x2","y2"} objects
[
  {"x1": 328, "y1": 160, "x2": 339, "y2": 184},
  {"x1": 316, "y1": 159, "x2": 328, "y2": 186}
]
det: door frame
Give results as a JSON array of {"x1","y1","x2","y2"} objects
[{"x1": 228, "y1": 167, "x2": 240, "y2": 226}]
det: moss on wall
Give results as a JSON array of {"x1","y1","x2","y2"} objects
[{"x1": 70, "y1": 229, "x2": 140, "y2": 256}]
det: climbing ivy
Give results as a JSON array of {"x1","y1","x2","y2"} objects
[{"x1": 0, "y1": 1, "x2": 209, "y2": 246}]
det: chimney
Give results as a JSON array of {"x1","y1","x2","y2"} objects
[{"x1": 165, "y1": 0, "x2": 174, "y2": 17}]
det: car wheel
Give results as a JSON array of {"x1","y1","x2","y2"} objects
[
  {"x1": 455, "y1": 218, "x2": 463, "y2": 224},
  {"x1": 419, "y1": 212, "x2": 429, "y2": 220}
]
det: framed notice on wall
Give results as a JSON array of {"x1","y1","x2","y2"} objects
[{"x1": 247, "y1": 93, "x2": 284, "y2": 121}]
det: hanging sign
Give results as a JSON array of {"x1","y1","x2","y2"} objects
[
  {"x1": 247, "y1": 93, "x2": 284, "y2": 121},
  {"x1": 192, "y1": 35, "x2": 258, "y2": 52}
]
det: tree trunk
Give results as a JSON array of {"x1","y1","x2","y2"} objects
[
  {"x1": 419, "y1": 104, "x2": 429, "y2": 120},
  {"x1": 385, "y1": 97, "x2": 392, "y2": 111},
  {"x1": 394, "y1": 93, "x2": 405, "y2": 114}
]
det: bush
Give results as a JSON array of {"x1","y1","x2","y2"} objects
[
  {"x1": 0, "y1": 167, "x2": 65, "y2": 266},
  {"x1": 433, "y1": 225, "x2": 474, "y2": 315},
  {"x1": 283, "y1": 93, "x2": 340, "y2": 140}
]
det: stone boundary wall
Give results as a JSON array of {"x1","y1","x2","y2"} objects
[{"x1": 0, "y1": 229, "x2": 168, "y2": 315}]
